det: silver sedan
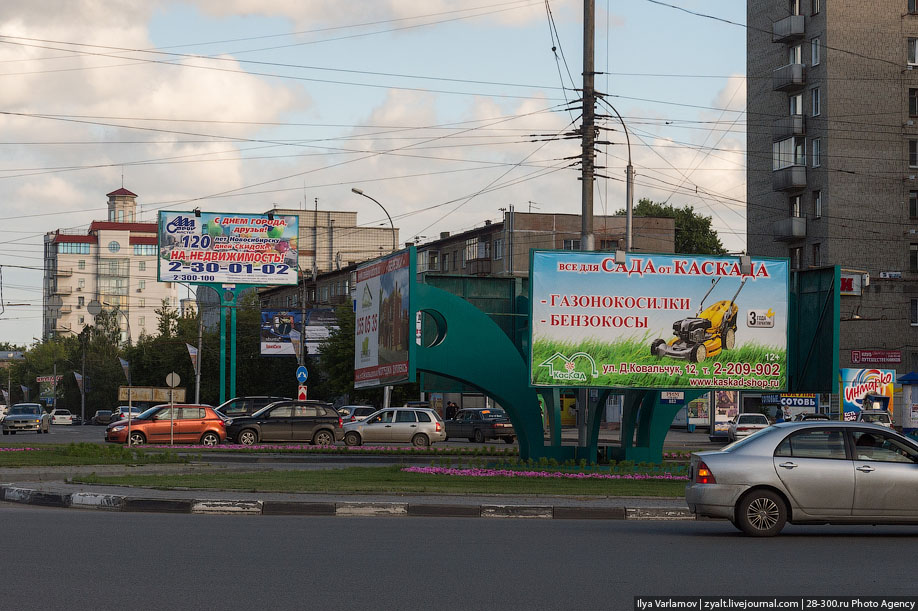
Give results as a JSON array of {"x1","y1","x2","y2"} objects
[
  {"x1": 2, "y1": 403, "x2": 51, "y2": 435},
  {"x1": 686, "y1": 421, "x2": 918, "y2": 536}
]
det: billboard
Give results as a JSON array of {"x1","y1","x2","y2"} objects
[
  {"x1": 530, "y1": 251, "x2": 788, "y2": 390},
  {"x1": 839, "y1": 368, "x2": 895, "y2": 421},
  {"x1": 354, "y1": 250, "x2": 412, "y2": 389},
  {"x1": 158, "y1": 211, "x2": 299, "y2": 285},
  {"x1": 260, "y1": 308, "x2": 338, "y2": 356}
]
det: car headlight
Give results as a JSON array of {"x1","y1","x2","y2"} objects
[{"x1": 111, "y1": 425, "x2": 126, "y2": 432}]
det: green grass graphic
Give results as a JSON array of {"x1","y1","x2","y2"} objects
[{"x1": 531, "y1": 333, "x2": 786, "y2": 389}]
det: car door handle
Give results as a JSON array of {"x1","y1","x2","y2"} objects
[
  {"x1": 778, "y1": 462, "x2": 797, "y2": 469},
  {"x1": 385, "y1": 425, "x2": 392, "y2": 428},
  {"x1": 410, "y1": 424, "x2": 417, "y2": 428},
  {"x1": 856, "y1": 465, "x2": 875, "y2": 473}
]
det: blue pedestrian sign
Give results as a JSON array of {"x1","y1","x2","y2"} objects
[{"x1": 296, "y1": 366, "x2": 309, "y2": 384}]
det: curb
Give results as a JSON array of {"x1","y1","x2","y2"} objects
[{"x1": 0, "y1": 485, "x2": 697, "y2": 520}]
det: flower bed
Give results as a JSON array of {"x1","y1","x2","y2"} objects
[{"x1": 402, "y1": 466, "x2": 689, "y2": 481}]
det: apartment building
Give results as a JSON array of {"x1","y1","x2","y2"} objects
[
  {"x1": 42, "y1": 188, "x2": 177, "y2": 342},
  {"x1": 747, "y1": 0, "x2": 918, "y2": 373}
]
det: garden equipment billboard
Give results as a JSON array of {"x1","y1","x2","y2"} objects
[
  {"x1": 354, "y1": 249, "x2": 413, "y2": 389},
  {"x1": 530, "y1": 251, "x2": 788, "y2": 390},
  {"x1": 157, "y1": 211, "x2": 299, "y2": 285}
]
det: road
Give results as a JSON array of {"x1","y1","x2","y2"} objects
[{"x1": 3, "y1": 505, "x2": 915, "y2": 611}]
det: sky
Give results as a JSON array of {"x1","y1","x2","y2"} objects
[{"x1": 0, "y1": 0, "x2": 747, "y2": 347}]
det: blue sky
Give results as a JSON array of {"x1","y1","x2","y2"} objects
[{"x1": 0, "y1": 0, "x2": 746, "y2": 346}]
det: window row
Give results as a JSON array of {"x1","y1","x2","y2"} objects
[
  {"x1": 788, "y1": 190, "x2": 822, "y2": 218},
  {"x1": 787, "y1": 0, "x2": 820, "y2": 16},
  {"x1": 788, "y1": 243, "x2": 821, "y2": 270},
  {"x1": 786, "y1": 38, "x2": 820, "y2": 68}
]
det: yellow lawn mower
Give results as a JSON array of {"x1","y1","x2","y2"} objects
[{"x1": 650, "y1": 277, "x2": 746, "y2": 362}]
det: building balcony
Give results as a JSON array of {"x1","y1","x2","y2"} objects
[
  {"x1": 772, "y1": 165, "x2": 807, "y2": 191},
  {"x1": 772, "y1": 15, "x2": 805, "y2": 43},
  {"x1": 467, "y1": 258, "x2": 492, "y2": 276},
  {"x1": 59, "y1": 305, "x2": 72, "y2": 314},
  {"x1": 53, "y1": 321, "x2": 72, "y2": 333},
  {"x1": 54, "y1": 267, "x2": 73, "y2": 277},
  {"x1": 773, "y1": 115, "x2": 805, "y2": 141},
  {"x1": 773, "y1": 216, "x2": 807, "y2": 242},
  {"x1": 773, "y1": 63, "x2": 806, "y2": 92},
  {"x1": 53, "y1": 285, "x2": 72, "y2": 295}
]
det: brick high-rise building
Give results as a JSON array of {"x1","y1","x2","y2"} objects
[{"x1": 747, "y1": 1, "x2": 918, "y2": 399}]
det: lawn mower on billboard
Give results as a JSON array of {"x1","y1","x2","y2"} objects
[{"x1": 651, "y1": 277, "x2": 746, "y2": 363}]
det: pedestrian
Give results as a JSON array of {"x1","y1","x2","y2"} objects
[{"x1": 446, "y1": 401, "x2": 458, "y2": 420}]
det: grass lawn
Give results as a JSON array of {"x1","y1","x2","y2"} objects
[
  {"x1": 0, "y1": 444, "x2": 187, "y2": 467},
  {"x1": 73, "y1": 465, "x2": 687, "y2": 497}
]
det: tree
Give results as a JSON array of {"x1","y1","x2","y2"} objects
[
  {"x1": 618, "y1": 198, "x2": 727, "y2": 255},
  {"x1": 155, "y1": 298, "x2": 180, "y2": 338}
]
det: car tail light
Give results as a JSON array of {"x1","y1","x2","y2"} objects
[
  {"x1": 694, "y1": 461, "x2": 715, "y2": 485},
  {"x1": 737, "y1": 426, "x2": 750, "y2": 432},
  {"x1": 337, "y1": 417, "x2": 343, "y2": 428},
  {"x1": 217, "y1": 419, "x2": 225, "y2": 427},
  {"x1": 435, "y1": 422, "x2": 441, "y2": 432}
]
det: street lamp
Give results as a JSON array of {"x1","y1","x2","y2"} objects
[
  {"x1": 88, "y1": 299, "x2": 132, "y2": 345},
  {"x1": 351, "y1": 188, "x2": 397, "y2": 252},
  {"x1": 598, "y1": 99, "x2": 634, "y2": 252}
]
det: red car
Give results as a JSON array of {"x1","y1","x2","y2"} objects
[{"x1": 105, "y1": 404, "x2": 226, "y2": 446}]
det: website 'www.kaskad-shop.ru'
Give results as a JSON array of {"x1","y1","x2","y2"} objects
[{"x1": 689, "y1": 377, "x2": 781, "y2": 389}]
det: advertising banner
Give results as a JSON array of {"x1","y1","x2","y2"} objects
[
  {"x1": 839, "y1": 368, "x2": 895, "y2": 421},
  {"x1": 530, "y1": 252, "x2": 788, "y2": 390},
  {"x1": 354, "y1": 250, "x2": 412, "y2": 389},
  {"x1": 260, "y1": 308, "x2": 338, "y2": 356},
  {"x1": 158, "y1": 211, "x2": 299, "y2": 285}
]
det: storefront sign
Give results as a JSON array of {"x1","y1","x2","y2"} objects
[
  {"x1": 851, "y1": 350, "x2": 901, "y2": 365},
  {"x1": 840, "y1": 271, "x2": 865, "y2": 296},
  {"x1": 529, "y1": 252, "x2": 788, "y2": 390}
]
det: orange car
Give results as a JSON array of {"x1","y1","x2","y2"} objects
[{"x1": 105, "y1": 404, "x2": 226, "y2": 446}]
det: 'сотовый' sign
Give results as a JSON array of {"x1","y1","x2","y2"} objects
[
  {"x1": 158, "y1": 211, "x2": 299, "y2": 285},
  {"x1": 529, "y1": 251, "x2": 788, "y2": 390}
]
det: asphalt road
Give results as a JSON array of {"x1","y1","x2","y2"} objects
[{"x1": 3, "y1": 505, "x2": 915, "y2": 611}]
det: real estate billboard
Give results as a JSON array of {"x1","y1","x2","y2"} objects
[
  {"x1": 529, "y1": 251, "x2": 789, "y2": 390},
  {"x1": 260, "y1": 308, "x2": 338, "y2": 356},
  {"x1": 354, "y1": 250, "x2": 413, "y2": 389},
  {"x1": 158, "y1": 211, "x2": 299, "y2": 285}
]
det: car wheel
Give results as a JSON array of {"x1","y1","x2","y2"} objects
[
  {"x1": 1, "y1": 431, "x2": 7, "y2": 435},
  {"x1": 344, "y1": 431, "x2": 362, "y2": 446},
  {"x1": 503, "y1": 436, "x2": 515, "y2": 444},
  {"x1": 411, "y1": 433, "x2": 430, "y2": 447},
  {"x1": 736, "y1": 489, "x2": 787, "y2": 537},
  {"x1": 128, "y1": 431, "x2": 146, "y2": 446},
  {"x1": 237, "y1": 429, "x2": 257, "y2": 446},
  {"x1": 200, "y1": 432, "x2": 220, "y2": 447},
  {"x1": 473, "y1": 429, "x2": 485, "y2": 443},
  {"x1": 10, "y1": 431, "x2": 15, "y2": 435},
  {"x1": 313, "y1": 430, "x2": 334, "y2": 446}
]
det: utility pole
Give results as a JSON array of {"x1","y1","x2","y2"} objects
[
  {"x1": 195, "y1": 306, "x2": 203, "y2": 404},
  {"x1": 580, "y1": 0, "x2": 596, "y2": 253}
]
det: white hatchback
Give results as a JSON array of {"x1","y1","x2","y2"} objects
[
  {"x1": 727, "y1": 413, "x2": 770, "y2": 442},
  {"x1": 49, "y1": 409, "x2": 74, "y2": 425}
]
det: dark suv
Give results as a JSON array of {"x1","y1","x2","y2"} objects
[
  {"x1": 445, "y1": 408, "x2": 516, "y2": 444},
  {"x1": 214, "y1": 396, "x2": 290, "y2": 419},
  {"x1": 225, "y1": 400, "x2": 343, "y2": 445}
]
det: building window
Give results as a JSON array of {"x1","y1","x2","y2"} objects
[
  {"x1": 789, "y1": 93, "x2": 803, "y2": 115},
  {"x1": 78, "y1": 278, "x2": 85, "y2": 290},
  {"x1": 599, "y1": 238, "x2": 617, "y2": 250},
  {"x1": 789, "y1": 44, "x2": 802, "y2": 65},
  {"x1": 813, "y1": 190, "x2": 822, "y2": 218},
  {"x1": 139, "y1": 317, "x2": 145, "y2": 327},
  {"x1": 133, "y1": 244, "x2": 156, "y2": 256},
  {"x1": 443, "y1": 252, "x2": 450, "y2": 271},
  {"x1": 789, "y1": 0, "x2": 800, "y2": 16},
  {"x1": 811, "y1": 87, "x2": 821, "y2": 116},
  {"x1": 812, "y1": 243, "x2": 821, "y2": 266},
  {"x1": 477, "y1": 241, "x2": 490, "y2": 259},
  {"x1": 773, "y1": 137, "x2": 805, "y2": 169},
  {"x1": 78, "y1": 260, "x2": 85, "y2": 270},
  {"x1": 911, "y1": 191, "x2": 918, "y2": 218},
  {"x1": 138, "y1": 280, "x2": 145, "y2": 290},
  {"x1": 790, "y1": 247, "x2": 802, "y2": 270},
  {"x1": 790, "y1": 195, "x2": 802, "y2": 217},
  {"x1": 811, "y1": 37, "x2": 820, "y2": 66},
  {"x1": 138, "y1": 261, "x2": 146, "y2": 271},
  {"x1": 911, "y1": 140, "x2": 918, "y2": 168},
  {"x1": 493, "y1": 238, "x2": 504, "y2": 260},
  {"x1": 77, "y1": 296, "x2": 84, "y2": 307},
  {"x1": 811, "y1": 138, "x2": 821, "y2": 167},
  {"x1": 812, "y1": 0, "x2": 820, "y2": 14},
  {"x1": 909, "y1": 38, "x2": 918, "y2": 65},
  {"x1": 139, "y1": 299, "x2": 145, "y2": 308},
  {"x1": 912, "y1": 299, "x2": 918, "y2": 325},
  {"x1": 107, "y1": 241, "x2": 120, "y2": 253},
  {"x1": 118, "y1": 210, "x2": 124, "y2": 222},
  {"x1": 78, "y1": 316, "x2": 85, "y2": 325},
  {"x1": 912, "y1": 0, "x2": 918, "y2": 14},
  {"x1": 563, "y1": 239, "x2": 581, "y2": 250},
  {"x1": 911, "y1": 244, "x2": 918, "y2": 272},
  {"x1": 911, "y1": 89, "x2": 918, "y2": 117},
  {"x1": 461, "y1": 250, "x2": 466, "y2": 268}
]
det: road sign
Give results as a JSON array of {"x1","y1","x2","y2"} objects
[
  {"x1": 660, "y1": 391, "x2": 685, "y2": 405},
  {"x1": 298, "y1": 384, "x2": 307, "y2": 401},
  {"x1": 166, "y1": 372, "x2": 181, "y2": 388},
  {"x1": 296, "y1": 366, "x2": 308, "y2": 384}
]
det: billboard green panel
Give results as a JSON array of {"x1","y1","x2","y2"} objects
[{"x1": 529, "y1": 251, "x2": 788, "y2": 390}]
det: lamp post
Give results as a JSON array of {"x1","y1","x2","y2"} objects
[
  {"x1": 599, "y1": 101, "x2": 634, "y2": 252},
  {"x1": 351, "y1": 188, "x2": 397, "y2": 252}
]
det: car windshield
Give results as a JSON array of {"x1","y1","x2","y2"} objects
[
  {"x1": 9, "y1": 405, "x2": 40, "y2": 415},
  {"x1": 737, "y1": 415, "x2": 768, "y2": 424},
  {"x1": 861, "y1": 413, "x2": 890, "y2": 422}
]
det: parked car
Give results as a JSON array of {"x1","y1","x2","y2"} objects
[
  {"x1": 727, "y1": 413, "x2": 770, "y2": 442},
  {"x1": 856, "y1": 409, "x2": 893, "y2": 428},
  {"x1": 226, "y1": 400, "x2": 342, "y2": 445},
  {"x1": 92, "y1": 410, "x2": 113, "y2": 425},
  {"x1": 342, "y1": 407, "x2": 446, "y2": 447},
  {"x1": 49, "y1": 408, "x2": 74, "y2": 425},
  {"x1": 214, "y1": 396, "x2": 291, "y2": 419},
  {"x1": 445, "y1": 408, "x2": 515, "y2": 444},
  {"x1": 111, "y1": 406, "x2": 143, "y2": 422},
  {"x1": 2, "y1": 403, "x2": 51, "y2": 435},
  {"x1": 687, "y1": 421, "x2": 918, "y2": 536},
  {"x1": 337, "y1": 405, "x2": 377, "y2": 424},
  {"x1": 105, "y1": 404, "x2": 226, "y2": 446}
]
